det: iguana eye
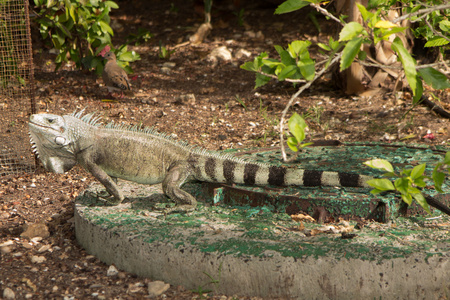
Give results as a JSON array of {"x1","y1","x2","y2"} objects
[{"x1": 48, "y1": 118, "x2": 56, "y2": 124}]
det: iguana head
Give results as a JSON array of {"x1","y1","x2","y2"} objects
[{"x1": 29, "y1": 113, "x2": 77, "y2": 173}]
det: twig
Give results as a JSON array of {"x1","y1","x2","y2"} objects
[
  {"x1": 256, "y1": 71, "x2": 307, "y2": 84},
  {"x1": 279, "y1": 52, "x2": 342, "y2": 162},
  {"x1": 392, "y1": 4, "x2": 450, "y2": 24},
  {"x1": 424, "y1": 19, "x2": 450, "y2": 44},
  {"x1": 310, "y1": 3, "x2": 345, "y2": 27}
]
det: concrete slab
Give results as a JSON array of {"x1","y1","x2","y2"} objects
[{"x1": 75, "y1": 180, "x2": 450, "y2": 299}]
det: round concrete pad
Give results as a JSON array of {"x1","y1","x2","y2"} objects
[{"x1": 75, "y1": 180, "x2": 450, "y2": 299}]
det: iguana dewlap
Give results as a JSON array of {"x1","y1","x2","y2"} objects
[{"x1": 28, "y1": 110, "x2": 372, "y2": 209}]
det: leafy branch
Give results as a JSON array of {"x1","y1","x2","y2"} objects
[
  {"x1": 241, "y1": 0, "x2": 450, "y2": 162},
  {"x1": 365, "y1": 152, "x2": 450, "y2": 215}
]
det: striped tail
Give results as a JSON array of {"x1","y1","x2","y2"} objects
[{"x1": 190, "y1": 154, "x2": 373, "y2": 189}]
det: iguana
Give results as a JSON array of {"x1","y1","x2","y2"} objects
[{"x1": 28, "y1": 110, "x2": 450, "y2": 215}]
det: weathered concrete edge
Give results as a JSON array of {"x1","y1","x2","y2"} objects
[{"x1": 74, "y1": 204, "x2": 450, "y2": 299}]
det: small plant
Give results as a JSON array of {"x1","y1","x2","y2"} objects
[
  {"x1": 363, "y1": 156, "x2": 450, "y2": 213},
  {"x1": 241, "y1": 40, "x2": 315, "y2": 89},
  {"x1": 235, "y1": 8, "x2": 245, "y2": 27},
  {"x1": 126, "y1": 27, "x2": 153, "y2": 46},
  {"x1": 32, "y1": 0, "x2": 141, "y2": 74},
  {"x1": 234, "y1": 94, "x2": 247, "y2": 110},
  {"x1": 158, "y1": 41, "x2": 175, "y2": 59},
  {"x1": 190, "y1": 262, "x2": 222, "y2": 297},
  {"x1": 287, "y1": 113, "x2": 313, "y2": 153}
]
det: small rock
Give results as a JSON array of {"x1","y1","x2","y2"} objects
[
  {"x1": 235, "y1": 49, "x2": 252, "y2": 59},
  {"x1": 148, "y1": 281, "x2": 170, "y2": 298},
  {"x1": 107, "y1": 265, "x2": 119, "y2": 277},
  {"x1": 255, "y1": 31, "x2": 265, "y2": 41},
  {"x1": 31, "y1": 255, "x2": 46, "y2": 264},
  {"x1": 3, "y1": 287, "x2": 15, "y2": 299},
  {"x1": 208, "y1": 46, "x2": 232, "y2": 67},
  {"x1": 21, "y1": 223, "x2": 50, "y2": 239},
  {"x1": 160, "y1": 67, "x2": 172, "y2": 75},
  {"x1": 0, "y1": 245, "x2": 13, "y2": 254},
  {"x1": 162, "y1": 62, "x2": 176, "y2": 69},
  {"x1": 244, "y1": 30, "x2": 256, "y2": 38},
  {"x1": 37, "y1": 244, "x2": 51, "y2": 253},
  {"x1": 0, "y1": 240, "x2": 14, "y2": 247}
]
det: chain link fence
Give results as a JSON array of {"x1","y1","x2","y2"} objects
[{"x1": 0, "y1": 0, "x2": 36, "y2": 177}]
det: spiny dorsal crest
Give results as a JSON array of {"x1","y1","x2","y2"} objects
[{"x1": 68, "y1": 109, "x2": 265, "y2": 166}]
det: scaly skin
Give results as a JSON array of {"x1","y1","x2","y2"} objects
[{"x1": 28, "y1": 110, "x2": 376, "y2": 210}]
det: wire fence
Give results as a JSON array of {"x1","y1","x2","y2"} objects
[{"x1": 0, "y1": 0, "x2": 36, "y2": 177}]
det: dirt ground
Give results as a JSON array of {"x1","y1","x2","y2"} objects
[{"x1": 1, "y1": 0, "x2": 450, "y2": 299}]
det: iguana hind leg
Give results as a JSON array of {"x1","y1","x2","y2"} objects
[{"x1": 162, "y1": 162, "x2": 197, "y2": 211}]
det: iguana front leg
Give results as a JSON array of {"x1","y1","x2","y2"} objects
[
  {"x1": 84, "y1": 160, "x2": 124, "y2": 204},
  {"x1": 162, "y1": 162, "x2": 197, "y2": 212}
]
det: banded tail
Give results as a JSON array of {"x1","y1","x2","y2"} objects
[{"x1": 190, "y1": 154, "x2": 372, "y2": 189}]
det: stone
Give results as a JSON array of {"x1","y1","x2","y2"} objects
[
  {"x1": 148, "y1": 281, "x2": 170, "y2": 298},
  {"x1": 31, "y1": 255, "x2": 46, "y2": 264},
  {"x1": 20, "y1": 223, "x2": 50, "y2": 239},
  {"x1": 3, "y1": 287, "x2": 15, "y2": 299},
  {"x1": 107, "y1": 265, "x2": 119, "y2": 277}
]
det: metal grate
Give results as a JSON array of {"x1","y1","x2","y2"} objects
[{"x1": 0, "y1": 0, "x2": 36, "y2": 177}]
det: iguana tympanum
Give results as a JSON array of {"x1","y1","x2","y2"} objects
[{"x1": 28, "y1": 110, "x2": 449, "y2": 214}]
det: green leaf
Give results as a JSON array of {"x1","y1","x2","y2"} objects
[
  {"x1": 358, "y1": 50, "x2": 367, "y2": 60},
  {"x1": 118, "y1": 51, "x2": 140, "y2": 62},
  {"x1": 394, "y1": 177, "x2": 409, "y2": 195},
  {"x1": 340, "y1": 37, "x2": 363, "y2": 71},
  {"x1": 287, "y1": 136, "x2": 299, "y2": 152},
  {"x1": 412, "y1": 193, "x2": 431, "y2": 214},
  {"x1": 288, "y1": 40, "x2": 311, "y2": 58},
  {"x1": 274, "y1": 45, "x2": 284, "y2": 56},
  {"x1": 240, "y1": 61, "x2": 257, "y2": 72},
  {"x1": 364, "y1": 159, "x2": 394, "y2": 173},
  {"x1": 278, "y1": 65, "x2": 299, "y2": 81},
  {"x1": 401, "y1": 194, "x2": 413, "y2": 205},
  {"x1": 444, "y1": 152, "x2": 450, "y2": 165},
  {"x1": 104, "y1": 0, "x2": 119, "y2": 9},
  {"x1": 391, "y1": 37, "x2": 417, "y2": 94},
  {"x1": 56, "y1": 22, "x2": 72, "y2": 39},
  {"x1": 424, "y1": 37, "x2": 449, "y2": 47},
  {"x1": 431, "y1": 163, "x2": 446, "y2": 193},
  {"x1": 255, "y1": 73, "x2": 271, "y2": 88},
  {"x1": 99, "y1": 20, "x2": 114, "y2": 36},
  {"x1": 298, "y1": 58, "x2": 315, "y2": 81},
  {"x1": 275, "y1": 0, "x2": 309, "y2": 14},
  {"x1": 412, "y1": 76, "x2": 423, "y2": 104},
  {"x1": 317, "y1": 43, "x2": 331, "y2": 51},
  {"x1": 288, "y1": 112, "x2": 307, "y2": 143},
  {"x1": 410, "y1": 163, "x2": 426, "y2": 180},
  {"x1": 262, "y1": 58, "x2": 282, "y2": 69},
  {"x1": 356, "y1": 3, "x2": 372, "y2": 22},
  {"x1": 366, "y1": 178, "x2": 395, "y2": 191},
  {"x1": 339, "y1": 22, "x2": 364, "y2": 42},
  {"x1": 279, "y1": 50, "x2": 296, "y2": 66},
  {"x1": 418, "y1": 67, "x2": 450, "y2": 90}
]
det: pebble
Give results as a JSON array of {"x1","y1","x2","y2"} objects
[
  {"x1": 235, "y1": 48, "x2": 252, "y2": 59},
  {"x1": 31, "y1": 255, "x2": 46, "y2": 263},
  {"x1": 21, "y1": 223, "x2": 50, "y2": 239},
  {"x1": 107, "y1": 265, "x2": 119, "y2": 277},
  {"x1": 3, "y1": 288, "x2": 15, "y2": 299},
  {"x1": 148, "y1": 281, "x2": 170, "y2": 298},
  {"x1": 37, "y1": 244, "x2": 51, "y2": 253}
]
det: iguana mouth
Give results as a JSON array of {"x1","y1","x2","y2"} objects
[{"x1": 29, "y1": 121, "x2": 55, "y2": 130}]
